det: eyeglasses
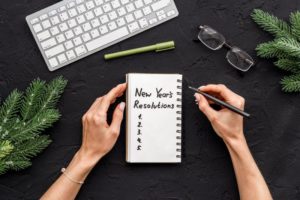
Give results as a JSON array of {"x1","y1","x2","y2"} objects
[{"x1": 196, "y1": 25, "x2": 255, "y2": 72}]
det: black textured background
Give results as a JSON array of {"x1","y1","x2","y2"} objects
[{"x1": 1, "y1": 0, "x2": 300, "y2": 199}]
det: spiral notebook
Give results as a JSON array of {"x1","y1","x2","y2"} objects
[{"x1": 126, "y1": 73, "x2": 182, "y2": 163}]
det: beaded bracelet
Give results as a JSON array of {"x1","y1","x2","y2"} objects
[{"x1": 61, "y1": 168, "x2": 84, "y2": 185}]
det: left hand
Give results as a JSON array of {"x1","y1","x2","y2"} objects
[{"x1": 77, "y1": 83, "x2": 127, "y2": 167}]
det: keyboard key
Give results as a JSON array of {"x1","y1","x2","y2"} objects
[
  {"x1": 57, "y1": 53, "x2": 68, "y2": 64},
  {"x1": 85, "y1": 11, "x2": 94, "y2": 20},
  {"x1": 134, "y1": 10, "x2": 143, "y2": 19},
  {"x1": 125, "y1": 14, "x2": 134, "y2": 23},
  {"x1": 41, "y1": 38, "x2": 57, "y2": 49},
  {"x1": 83, "y1": 22, "x2": 92, "y2": 31},
  {"x1": 126, "y1": 3, "x2": 135, "y2": 12},
  {"x1": 66, "y1": 50, "x2": 76, "y2": 60},
  {"x1": 64, "y1": 40, "x2": 74, "y2": 49},
  {"x1": 58, "y1": 6, "x2": 66, "y2": 12},
  {"x1": 151, "y1": 0, "x2": 171, "y2": 11},
  {"x1": 73, "y1": 37, "x2": 83, "y2": 45},
  {"x1": 40, "y1": 14, "x2": 48, "y2": 20},
  {"x1": 90, "y1": 29, "x2": 100, "y2": 38},
  {"x1": 77, "y1": 5, "x2": 86, "y2": 14},
  {"x1": 100, "y1": 15, "x2": 109, "y2": 24},
  {"x1": 117, "y1": 7, "x2": 126, "y2": 16},
  {"x1": 67, "y1": 2, "x2": 76, "y2": 8},
  {"x1": 82, "y1": 33, "x2": 92, "y2": 42},
  {"x1": 49, "y1": 10, "x2": 57, "y2": 16},
  {"x1": 158, "y1": 14, "x2": 166, "y2": 20},
  {"x1": 94, "y1": 7, "x2": 103, "y2": 16},
  {"x1": 95, "y1": 0, "x2": 104, "y2": 6},
  {"x1": 86, "y1": 1, "x2": 95, "y2": 10},
  {"x1": 75, "y1": 45, "x2": 87, "y2": 56},
  {"x1": 103, "y1": 4, "x2": 112, "y2": 12},
  {"x1": 111, "y1": 0, "x2": 121, "y2": 8},
  {"x1": 91, "y1": 19, "x2": 100, "y2": 28},
  {"x1": 68, "y1": 8, "x2": 78, "y2": 17},
  {"x1": 139, "y1": 18, "x2": 148, "y2": 28},
  {"x1": 99, "y1": 25, "x2": 108, "y2": 34},
  {"x1": 76, "y1": 0, "x2": 84, "y2": 4},
  {"x1": 50, "y1": 16, "x2": 60, "y2": 25},
  {"x1": 50, "y1": 26, "x2": 60, "y2": 35},
  {"x1": 149, "y1": 17, "x2": 157, "y2": 24},
  {"x1": 108, "y1": 21, "x2": 117, "y2": 30},
  {"x1": 59, "y1": 22, "x2": 68, "y2": 32},
  {"x1": 167, "y1": 10, "x2": 176, "y2": 17},
  {"x1": 74, "y1": 26, "x2": 83, "y2": 35},
  {"x1": 37, "y1": 30, "x2": 51, "y2": 41},
  {"x1": 156, "y1": 10, "x2": 165, "y2": 16},
  {"x1": 56, "y1": 34, "x2": 66, "y2": 43},
  {"x1": 65, "y1": 30, "x2": 75, "y2": 39},
  {"x1": 42, "y1": 20, "x2": 51, "y2": 29},
  {"x1": 76, "y1": 15, "x2": 86, "y2": 24},
  {"x1": 30, "y1": 18, "x2": 39, "y2": 25},
  {"x1": 135, "y1": 0, "x2": 144, "y2": 8},
  {"x1": 144, "y1": 0, "x2": 152, "y2": 5},
  {"x1": 116, "y1": 17, "x2": 126, "y2": 27},
  {"x1": 33, "y1": 24, "x2": 42, "y2": 33},
  {"x1": 45, "y1": 44, "x2": 65, "y2": 58},
  {"x1": 49, "y1": 57, "x2": 58, "y2": 67},
  {"x1": 67, "y1": 19, "x2": 77, "y2": 28},
  {"x1": 108, "y1": 11, "x2": 118, "y2": 20},
  {"x1": 86, "y1": 27, "x2": 129, "y2": 51},
  {"x1": 142, "y1": 6, "x2": 151, "y2": 15},
  {"x1": 128, "y1": 22, "x2": 139, "y2": 33},
  {"x1": 120, "y1": 0, "x2": 129, "y2": 5}
]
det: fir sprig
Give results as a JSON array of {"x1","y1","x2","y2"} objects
[
  {"x1": 252, "y1": 9, "x2": 300, "y2": 92},
  {"x1": 0, "y1": 76, "x2": 67, "y2": 175}
]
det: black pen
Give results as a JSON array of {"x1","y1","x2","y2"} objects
[{"x1": 188, "y1": 86, "x2": 251, "y2": 118}]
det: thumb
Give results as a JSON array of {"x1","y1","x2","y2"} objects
[
  {"x1": 109, "y1": 102, "x2": 126, "y2": 135},
  {"x1": 195, "y1": 94, "x2": 217, "y2": 122}
]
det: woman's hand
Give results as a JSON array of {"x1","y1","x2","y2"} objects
[
  {"x1": 195, "y1": 84, "x2": 245, "y2": 143},
  {"x1": 77, "y1": 83, "x2": 127, "y2": 168}
]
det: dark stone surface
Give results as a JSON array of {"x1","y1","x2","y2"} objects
[{"x1": 1, "y1": 0, "x2": 300, "y2": 199}]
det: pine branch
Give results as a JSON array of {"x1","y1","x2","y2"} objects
[
  {"x1": 21, "y1": 79, "x2": 46, "y2": 121},
  {"x1": 274, "y1": 59, "x2": 300, "y2": 73},
  {"x1": 8, "y1": 109, "x2": 60, "y2": 143},
  {"x1": 39, "y1": 76, "x2": 67, "y2": 112},
  {"x1": 275, "y1": 37, "x2": 300, "y2": 58},
  {"x1": 0, "y1": 140, "x2": 14, "y2": 159},
  {"x1": 290, "y1": 11, "x2": 300, "y2": 41},
  {"x1": 251, "y1": 9, "x2": 292, "y2": 38},
  {"x1": 0, "y1": 90, "x2": 22, "y2": 129},
  {"x1": 281, "y1": 74, "x2": 300, "y2": 92},
  {"x1": 256, "y1": 41, "x2": 287, "y2": 58}
]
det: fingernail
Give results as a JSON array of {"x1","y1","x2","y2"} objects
[
  {"x1": 119, "y1": 102, "x2": 126, "y2": 111},
  {"x1": 194, "y1": 93, "x2": 200, "y2": 101},
  {"x1": 199, "y1": 86, "x2": 205, "y2": 90}
]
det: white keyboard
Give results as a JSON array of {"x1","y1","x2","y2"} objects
[{"x1": 26, "y1": 0, "x2": 179, "y2": 71}]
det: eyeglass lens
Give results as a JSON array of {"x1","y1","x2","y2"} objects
[
  {"x1": 226, "y1": 47, "x2": 254, "y2": 72},
  {"x1": 198, "y1": 25, "x2": 225, "y2": 50}
]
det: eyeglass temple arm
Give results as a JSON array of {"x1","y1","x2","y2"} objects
[{"x1": 224, "y1": 42, "x2": 233, "y2": 49}]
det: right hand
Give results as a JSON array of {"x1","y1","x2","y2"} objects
[{"x1": 194, "y1": 84, "x2": 245, "y2": 143}]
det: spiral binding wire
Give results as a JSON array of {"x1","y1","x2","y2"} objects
[{"x1": 176, "y1": 78, "x2": 182, "y2": 159}]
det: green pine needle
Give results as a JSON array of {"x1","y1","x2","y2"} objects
[
  {"x1": 290, "y1": 11, "x2": 300, "y2": 41},
  {"x1": 275, "y1": 37, "x2": 300, "y2": 58},
  {"x1": 0, "y1": 76, "x2": 67, "y2": 175},
  {"x1": 256, "y1": 41, "x2": 287, "y2": 58},
  {"x1": 251, "y1": 9, "x2": 292, "y2": 38},
  {"x1": 281, "y1": 74, "x2": 300, "y2": 92},
  {"x1": 274, "y1": 59, "x2": 300, "y2": 73}
]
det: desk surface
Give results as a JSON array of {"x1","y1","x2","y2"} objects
[{"x1": 1, "y1": 0, "x2": 300, "y2": 199}]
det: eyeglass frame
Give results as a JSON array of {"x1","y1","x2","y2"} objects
[{"x1": 195, "y1": 25, "x2": 255, "y2": 72}]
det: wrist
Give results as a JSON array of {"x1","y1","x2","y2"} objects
[{"x1": 223, "y1": 132, "x2": 247, "y2": 150}]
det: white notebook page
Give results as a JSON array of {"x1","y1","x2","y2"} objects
[{"x1": 126, "y1": 73, "x2": 182, "y2": 163}]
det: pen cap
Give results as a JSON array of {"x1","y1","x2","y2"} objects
[{"x1": 155, "y1": 41, "x2": 175, "y2": 52}]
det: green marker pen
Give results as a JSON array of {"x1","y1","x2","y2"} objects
[{"x1": 104, "y1": 41, "x2": 175, "y2": 60}]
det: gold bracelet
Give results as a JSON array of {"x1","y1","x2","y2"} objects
[{"x1": 61, "y1": 168, "x2": 84, "y2": 185}]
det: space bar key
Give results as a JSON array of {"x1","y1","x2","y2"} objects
[{"x1": 86, "y1": 27, "x2": 129, "y2": 51}]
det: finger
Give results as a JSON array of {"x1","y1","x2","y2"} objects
[
  {"x1": 98, "y1": 83, "x2": 127, "y2": 114},
  {"x1": 195, "y1": 93, "x2": 218, "y2": 122},
  {"x1": 109, "y1": 102, "x2": 126, "y2": 136},
  {"x1": 87, "y1": 97, "x2": 103, "y2": 113},
  {"x1": 199, "y1": 84, "x2": 241, "y2": 102}
]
